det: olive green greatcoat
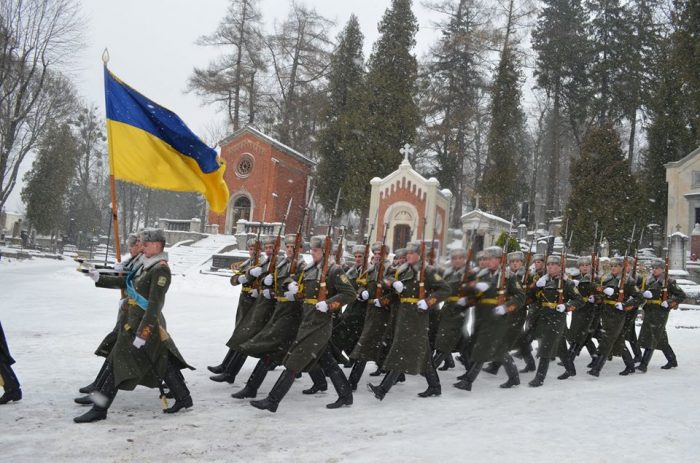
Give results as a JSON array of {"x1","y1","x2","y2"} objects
[
  {"x1": 350, "y1": 266, "x2": 390, "y2": 362},
  {"x1": 503, "y1": 268, "x2": 529, "y2": 350},
  {"x1": 283, "y1": 262, "x2": 356, "y2": 372},
  {"x1": 96, "y1": 253, "x2": 192, "y2": 391},
  {"x1": 596, "y1": 274, "x2": 643, "y2": 357},
  {"x1": 382, "y1": 263, "x2": 452, "y2": 375},
  {"x1": 567, "y1": 273, "x2": 598, "y2": 346},
  {"x1": 434, "y1": 265, "x2": 469, "y2": 354},
  {"x1": 225, "y1": 256, "x2": 260, "y2": 349},
  {"x1": 468, "y1": 268, "x2": 525, "y2": 363},
  {"x1": 530, "y1": 276, "x2": 583, "y2": 358},
  {"x1": 237, "y1": 256, "x2": 305, "y2": 364},
  {"x1": 638, "y1": 274, "x2": 685, "y2": 350},
  {"x1": 331, "y1": 264, "x2": 370, "y2": 354}
]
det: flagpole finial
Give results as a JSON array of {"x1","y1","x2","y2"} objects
[{"x1": 102, "y1": 48, "x2": 110, "y2": 64}]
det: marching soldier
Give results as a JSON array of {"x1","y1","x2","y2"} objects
[
  {"x1": 368, "y1": 241, "x2": 451, "y2": 400},
  {"x1": 208, "y1": 238, "x2": 261, "y2": 382},
  {"x1": 250, "y1": 235, "x2": 356, "y2": 412},
  {"x1": 76, "y1": 233, "x2": 143, "y2": 401},
  {"x1": 0, "y1": 321, "x2": 21, "y2": 404},
  {"x1": 624, "y1": 256, "x2": 643, "y2": 362},
  {"x1": 565, "y1": 256, "x2": 599, "y2": 368},
  {"x1": 637, "y1": 258, "x2": 685, "y2": 371},
  {"x1": 588, "y1": 257, "x2": 643, "y2": 377},
  {"x1": 454, "y1": 246, "x2": 525, "y2": 391},
  {"x1": 530, "y1": 255, "x2": 583, "y2": 385},
  {"x1": 74, "y1": 228, "x2": 194, "y2": 423}
]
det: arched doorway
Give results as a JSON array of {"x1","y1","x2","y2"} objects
[
  {"x1": 393, "y1": 224, "x2": 411, "y2": 251},
  {"x1": 230, "y1": 196, "x2": 251, "y2": 234}
]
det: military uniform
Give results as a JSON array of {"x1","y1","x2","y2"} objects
[
  {"x1": 566, "y1": 257, "x2": 599, "y2": 366},
  {"x1": 75, "y1": 229, "x2": 194, "y2": 423},
  {"x1": 250, "y1": 235, "x2": 356, "y2": 412},
  {"x1": 636, "y1": 259, "x2": 685, "y2": 371},
  {"x1": 0, "y1": 321, "x2": 21, "y2": 404}
]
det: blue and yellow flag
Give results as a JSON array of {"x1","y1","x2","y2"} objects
[{"x1": 104, "y1": 67, "x2": 229, "y2": 213}]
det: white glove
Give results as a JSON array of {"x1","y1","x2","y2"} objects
[
  {"x1": 263, "y1": 274, "x2": 274, "y2": 286},
  {"x1": 417, "y1": 299, "x2": 429, "y2": 311},
  {"x1": 249, "y1": 267, "x2": 262, "y2": 277},
  {"x1": 250, "y1": 289, "x2": 259, "y2": 298},
  {"x1": 263, "y1": 288, "x2": 273, "y2": 299},
  {"x1": 603, "y1": 287, "x2": 615, "y2": 297},
  {"x1": 615, "y1": 302, "x2": 624, "y2": 311},
  {"x1": 536, "y1": 276, "x2": 547, "y2": 288},
  {"x1": 237, "y1": 274, "x2": 248, "y2": 284},
  {"x1": 118, "y1": 298, "x2": 126, "y2": 309},
  {"x1": 359, "y1": 290, "x2": 369, "y2": 301},
  {"x1": 392, "y1": 280, "x2": 404, "y2": 294},
  {"x1": 588, "y1": 295, "x2": 596, "y2": 303},
  {"x1": 114, "y1": 262, "x2": 124, "y2": 272},
  {"x1": 661, "y1": 301, "x2": 669, "y2": 308},
  {"x1": 572, "y1": 280, "x2": 580, "y2": 288},
  {"x1": 132, "y1": 336, "x2": 146, "y2": 349},
  {"x1": 556, "y1": 304, "x2": 567, "y2": 313},
  {"x1": 283, "y1": 291, "x2": 295, "y2": 300},
  {"x1": 475, "y1": 282, "x2": 489, "y2": 293},
  {"x1": 87, "y1": 269, "x2": 100, "y2": 282},
  {"x1": 287, "y1": 281, "x2": 299, "y2": 295},
  {"x1": 643, "y1": 290, "x2": 652, "y2": 299},
  {"x1": 374, "y1": 299, "x2": 382, "y2": 308},
  {"x1": 316, "y1": 301, "x2": 329, "y2": 313},
  {"x1": 494, "y1": 305, "x2": 507, "y2": 316},
  {"x1": 457, "y1": 297, "x2": 468, "y2": 307}
]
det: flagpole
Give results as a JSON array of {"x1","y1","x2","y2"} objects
[{"x1": 103, "y1": 49, "x2": 122, "y2": 263}]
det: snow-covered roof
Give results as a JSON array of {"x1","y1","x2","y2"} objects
[
  {"x1": 460, "y1": 209, "x2": 512, "y2": 226},
  {"x1": 665, "y1": 145, "x2": 700, "y2": 169},
  {"x1": 371, "y1": 156, "x2": 450, "y2": 200},
  {"x1": 219, "y1": 125, "x2": 316, "y2": 167}
]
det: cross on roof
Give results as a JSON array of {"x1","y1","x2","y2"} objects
[{"x1": 400, "y1": 143, "x2": 414, "y2": 161}]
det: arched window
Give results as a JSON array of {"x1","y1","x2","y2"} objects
[{"x1": 231, "y1": 196, "x2": 251, "y2": 233}]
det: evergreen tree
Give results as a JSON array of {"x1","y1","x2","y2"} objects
[
  {"x1": 363, "y1": 0, "x2": 420, "y2": 190},
  {"x1": 479, "y1": 44, "x2": 528, "y2": 217},
  {"x1": 565, "y1": 124, "x2": 645, "y2": 253},
  {"x1": 315, "y1": 15, "x2": 367, "y2": 219},
  {"x1": 21, "y1": 123, "x2": 79, "y2": 239}
]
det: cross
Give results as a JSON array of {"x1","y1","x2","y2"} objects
[
  {"x1": 474, "y1": 193, "x2": 481, "y2": 210},
  {"x1": 400, "y1": 143, "x2": 414, "y2": 161}
]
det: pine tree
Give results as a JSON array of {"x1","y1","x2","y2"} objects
[
  {"x1": 363, "y1": 0, "x2": 420, "y2": 185},
  {"x1": 21, "y1": 123, "x2": 79, "y2": 239},
  {"x1": 565, "y1": 124, "x2": 645, "y2": 253},
  {"x1": 315, "y1": 15, "x2": 366, "y2": 217}
]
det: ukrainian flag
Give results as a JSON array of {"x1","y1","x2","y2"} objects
[{"x1": 104, "y1": 67, "x2": 229, "y2": 213}]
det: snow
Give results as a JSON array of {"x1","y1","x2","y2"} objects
[{"x1": 2, "y1": 258, "x2": 700, "y2": 462}]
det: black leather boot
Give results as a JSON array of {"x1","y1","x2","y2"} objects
[
  {"x1": 587, "y1": 354, "x2": 607, "y2": 377},
  {"x1": 74, "y1": 363, "x2": 116, "y2": 423},
  {"x1": 302, "y1": 369, "x2": 328, "y2": 394},
  {"x1": 79, "y1": 358, "x2": 109, "y2": 394},
  {"x1": 418, "y1": 366, "x2": 441, "y2": 397},
  {"x1": 438, "y1": 353, "x2": 455, "y2": 371},
  {"x1": 557, "y1": 354, "x2": 577, "y2": 380},
  {"x1": 325, "y1": 366, "x2": 353, "y2": 409},
  {"x1": 528, "y1": 358, "x2": 549, "y2": 387},
  {"x1": 661, "y1": 346, "x2": 678, "y2": 369},
  {"x1": 454, "y1": 362, "x2": 483, "y2": 391},
  {"x1": 0, "y1": 362, "x2": 21, "y2": 405},
  {"x1": 209, "y1": 351, "x2": 246, "y2": 383},
  {"x1": 636, "y1": 349, "x2": 654, "y2": 373},
  {"x1": 348, "y1": 360, "x2": 367, "y2": 391},
  {"x1": 368, "y1": 365, "x2": 384, "y2": 376},
  {"x1": 482, "y1": 362, "x2": 501, "y2": 375},
  {"x1": 207, "y1": 348, "x2": 235, "y2": 374},
  {"x1": 499, "y1": 355, "x2": 520, "y2": 389},
  {"x1": 584, "y1": 339, "x2": 597, "y2": 359},
  {"x1": 232, "y1": 358, "x2": 270, "y2": 399},
  {"x1": 519, "y1": 350, "x2": 536, "y2": 373},
  {"x1": 250, "y1": 369, "x2": 296, "y2": 413},
  {"x1": 74, "y1": 395, "x2": 93, "y2": 405},
  {"x1": 619, "y1": 348, "x2": 636, "y2": 376},
  {"x1": 368, "y1": 370, "x2": 400, "y2": 401},
  {"x1": 163, "y1": 361, "x2": 193, "y2": 413}
]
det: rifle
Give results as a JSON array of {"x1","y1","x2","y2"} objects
[
  {"x1": 419, "y1": 217, "x2": 428, "y2": 300},
  {"x1": 558, "y1": 229, "x2": 573, "y2": 305},
  {"x1": 591, "y1": 222, "x2": 599, "y2": 284},
  {"x1": 335, "y1": 226, "x2": 345, "y2": 265},
  {"x1": 661, "y1": 237, "x2": 670, "y2": 304},
  {"x1": 429, "y1": 220, "x2": 438, "y2": 266},
  {"x1": 290, "y1": 187, "x2": 315, "y2": 275},
  {"x1": 497, "y1": 216, "x2": 515, "y2": 306},
  {"x1": 461, "y1": 215, "x2": 483, "y2": 295},
  {"x1": 632, "y1": 227, "x2": 644, "y2": 280},
  {"x1": 254, "y1": 203, "x2": 267, "y2": 267},
  {"x1": 617, "y1": 225, "x2": 636, "y2": 305},
  {"x1": 522, "y1": 236, "x2": 536, "y2": 286},
  {"x1": 267, "y1": 198, "x2": 293, "y2": 288},
  {"x1": 318, "y1": 188, "x2": 342, "y2": 302},
  {"x1": 363, "y1": 209, "x2": 379, "y2": 277},
  {"x1": 374, "y1": 216, "x2": 391, "y2": 301}
]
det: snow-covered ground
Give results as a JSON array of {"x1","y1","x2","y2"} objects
[{"x1": 2, "y1": 257, "x2": 700, "y2": 462}]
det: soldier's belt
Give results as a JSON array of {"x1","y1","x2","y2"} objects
[
  {"x1": 242, "y1": 287, "x2": 254, "y2": 293},
  {"x1": 400, "y1": 297, "x2": 419, "y2": 303},
  {"x1": 446, "y1": 296, "x2": 460, "y2": 302},
  {"x1": 604, "y1": 299, "x2": 618, "y2": 306},
  {"x1": 127, "y1": 298, "x2": 137, "y2": 306},
  {"x1": 278, "y1": 296, "x2": 293, "y2": 303},
  {"x1": 303, "y1": 298, "x2": 319, "y2": 304},
  {"x1": 541, "y1": 302, "x2": 558, "y2": 309},
  {"x1": 479, "y1": 298, "x2": 499, "y2": 305},
  {"x1": 646, "y1": 299, "x2": 662, "y2": 304}
]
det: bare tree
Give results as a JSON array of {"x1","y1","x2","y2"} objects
[{"x1": 0, "y1": 0, "x2": 83, "y2": 210}]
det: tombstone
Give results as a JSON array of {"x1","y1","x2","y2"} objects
[
  {"x1": 669, "y1": 232, "x2": 688, "y2": 271},
  {"x1": 691, "y1": 223, "x2": 700, "y2": 260},
  {"x1": 599, "y1": 238, "x2": 609, "y2": 258},
  {"x1": 536, "y1": 239, "x2": 548, "y2": 256},
  {"x1": 517, "y1": 224, "x2": 527, "y2": 241}
]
